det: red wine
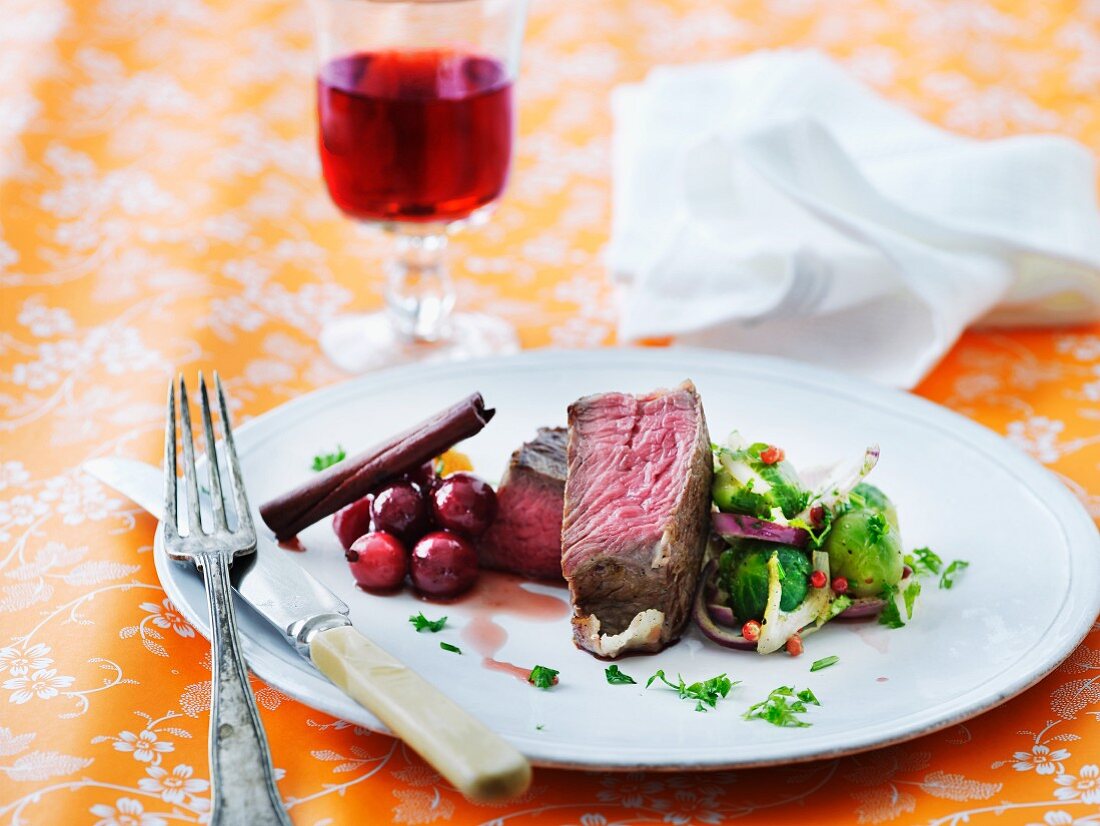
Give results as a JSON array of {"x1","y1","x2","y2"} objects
[{"x1": 318, "y1": 51, "x2": 513, "y2": 223}]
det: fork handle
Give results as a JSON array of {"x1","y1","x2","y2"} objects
[{"x1": 201, "y1": 552, "x2": 292, "y2": 826}]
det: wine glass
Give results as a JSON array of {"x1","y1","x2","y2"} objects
[{"x1": 311, "y1": 0, "x2": 528, "y2": 373}]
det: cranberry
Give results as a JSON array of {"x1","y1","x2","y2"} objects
[
  {"x1": 810, "y1": 570, "x2": 827, "y2": 589},
  {"x1": 403, "y1": 460, "x2": 438, "y2": 492},
  {"x1": 430, "y1": 473, "x2": 497, "y2": 538},
  {"x1": 759, "y1": 445, "x2": 785, "y2": 465},
  {"x1": 831, "y1": 576, "x2": 849, "y2": 594},
  {"x1": 332, "y1": 496, "x2": 373, "y2": 551},
  {"x1": 346, "y1": 532, "x2": 407, "y2": 591},
  {"x1": 410, "y1": 531, "x2": 479, "y2": 598},
  {"x1": 371, "y1": 481, "x2": 431, "y2": 544}
]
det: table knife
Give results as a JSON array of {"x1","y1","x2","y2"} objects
[{"x1": 83, "y1": 457, "x2": 531, "y2": 803}]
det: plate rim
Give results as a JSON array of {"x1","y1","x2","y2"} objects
[{"x1": 154, "y1": 346, "x2": 1100, "y2": 770}]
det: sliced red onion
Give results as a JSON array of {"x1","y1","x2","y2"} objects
[
  {"x1": 834, "y1": 573, "x2": 914, "y2": 621},
  {"x1": 712, "y1": 512, "x2": 809, "y2": 548},
  {"x1": 833, "y1": 597, "x2": 885, "y2": 620},
  {"x1": 693, "y1": 562, "x2": 756, "y2": 650},
  {"x1": 707, "y1": 603, "x2": 737, "y2": 628}
]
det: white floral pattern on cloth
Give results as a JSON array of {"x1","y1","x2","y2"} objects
[
  {"x1": 137, "y1": 764, "x2": 209, "y2": 805},
  {"x1": 1054, "y1": 765, "x2": 1100, "y2": 805},
  {"x1": 1012, "y1": 745, "x2": 1071, "y2": 776},
  {"x1": 0, "y1": 643, "x2": 53, "y2": 677},
  {"x1": 90, "y1": 797, "x2": 167, "y2": 826},
  {"x1": 1, "y1": 0, "x2": 1100, "y2": 822}
]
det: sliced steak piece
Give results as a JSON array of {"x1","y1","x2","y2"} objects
[
  {"x1": 477, "y1": 428, "x2": 568, "y2": 581},
  {"x1": 561, "y1": 380, "x2": 712, "y2": 658}
]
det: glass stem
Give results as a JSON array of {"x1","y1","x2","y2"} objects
[{"x1": 385, "y1": 226, "x2": 455, "y2": 343}]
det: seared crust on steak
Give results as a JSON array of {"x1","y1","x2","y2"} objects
[{"x1": 561, "y1": 381, "x2": 712, "y2": 657}]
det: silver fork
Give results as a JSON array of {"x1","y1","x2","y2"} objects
[{"x1": 164, "y1": 373, "x2": 292, "y2": 826}]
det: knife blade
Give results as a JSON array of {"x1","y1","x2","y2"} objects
[
  {"x1": 83, "y1": 458, "x2": 351, "y2": 653},
  {"x1": 82, "y1": 456, "x2": 532, "y2": 802}
]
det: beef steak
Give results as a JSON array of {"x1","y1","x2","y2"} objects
[
  {"x1": 561, "y1": 380, "x2": 712, "y2": 658},
  {"x1": 477, "y1": 427, "x2": 568, "y2": 581}
]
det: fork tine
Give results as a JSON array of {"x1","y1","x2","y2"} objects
[
  {"x1": 178, "y1": 375, "x2": 204, "y2": 537},
  {"x1": 197, "y1": 372, "x2": 229, "y2": 532},
  {"x1": 163, "y1": 379, "x2": 179, "y2": 543},
  {"x1": 215, "y1": 372, "x2": 254, "y2": 537}
]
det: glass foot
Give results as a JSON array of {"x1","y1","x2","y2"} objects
[{"x1": 319, "y1": 312, "x2": 520, "y2": 373}]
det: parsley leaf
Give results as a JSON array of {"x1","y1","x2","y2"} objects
[
  {"x1": 605, "y1": 665, "x2": 636, "y2": 685},
  {"x1": 409, "y1": 612, "x2": 447, "y2": 633},
  {"x1": 797, "y1": 687, "x2": 820, "y2": 705},
  {"x1": 902, "y1": 578, "x2": 921, "y2": 620},
  {"x1": 826, "y1": 594, "x2": 852, "y2": 620},
  {"x1": 878, "y1": 583, "x2": 905, "y2": 629},
  {"x1": 439, "y1": 642, "x2": 461, "y2": 654},
  {"x1": 939, "y1": 559, "x2": 970, "y2": 589},
  {"x1": 788, "y1": 513, "x2": 834, "y2": 549},
  {"x1": 528, "y1": 665, "x2": 559, "y2": 689},
  {"x1": 743, "y1": 685, "x2": 820, "y2": 727},
  {"x1": 311, "y1": 445, "x2": 346, "y2": 472},
  {"x1": 906, "y1": 546, "x2": 943, "y2": 576},
  {"x1": 646, "y1": 669, "x2": 737, "y2": 712},
  {"x1": 535, "y1": 724, "x2": 545, "y2": 731},
  {"x1": 810, "y1": 655, "x2": 839, "y2": 672},
  {"x1": 867, "y1": 512, "x2": 889, "y2": 542}
]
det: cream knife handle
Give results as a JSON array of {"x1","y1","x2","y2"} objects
[{"x1": 310, "y1": 625, "x2": 532, "y2": 803}]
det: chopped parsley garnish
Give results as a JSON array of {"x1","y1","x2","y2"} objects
[
  {"x1": 810, "y1": 655, "x2": 839, "y2": 672},
  {"x1": 528, "y1": 665, "x2": 559, "y2": 689},
  {"x1": 939, "y1": 559, "x2": 970, "y2": 589},
  {"x1": 605, "y1": 665, "x2": 636, "y2": 685},
  {"x1": 409, "y1": 612, "x2": 447, "y2": 633},
  {"x1": 907, "y1": 546, "x2": 943, "y2": 576},
  {"x1": 906, "y1": 547, "x2": 968, "y2": 589},
  {"x1": 867, "y1": 512, "x2": 889, "y2": 542},
  {"x1": 827, "y1": 594, "x2": 852, "y2": 619},
  {"x1": 439, "y1": 642, "x2": 461, "y2": 654},
  {"x1": 311, "y1": 445, "x2": 346, "y2": 472},
  {"x1": 878, "y1": 583, "x2": 906, "y2": 629},
  {"x1": 788, "y1": 514, "x2": 834, "y2": 548},
  {"x1": 535, "y1": 724, "x2": 545, "y2": 731},
  {"x1": 743, "y1": 685, "x2": 820, "y2": 727},
  {"x1": 902, "y1": 578, "x2": 921, "y2": 620},
  {"x1": 646, "y1": 669, "x2": 737, "y2": 712}
]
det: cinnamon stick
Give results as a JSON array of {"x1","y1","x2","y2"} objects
[{"x1": 260, "y1": 393, "x2": 494, "y2": 540}]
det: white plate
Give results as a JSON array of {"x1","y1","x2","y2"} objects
[{"x1": 155, "y1": 348, "x2": 1100, "y2": 770}]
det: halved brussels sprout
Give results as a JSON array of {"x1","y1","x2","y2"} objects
[
  {"x1": 722, "y1": 542, "x2": 811, "y2": 621},
  {"x1": 824, "y1": 504, "x2": 903, "y2": 598},
  {"x1": 713, "y1": 441, "x2": 809, "y2": 520},
  {"x1": 851, "y1": 482, "x2": 898, "y2": 523}
]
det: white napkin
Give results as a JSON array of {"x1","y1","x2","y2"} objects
[{"x1": 608, "y1": 50, "x2": 1100, "y2": 387}]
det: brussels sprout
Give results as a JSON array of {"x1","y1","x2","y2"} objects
[
  {"x1": 824, "y1": 507, "x2": 904, "y2": 597},
  {"x1": 851, "y1": 482, "x2": 898, "y2": 523},
  {"x1": 713, "y1": 442, "x2": 809, "y2": 519},
  {"x1": 722, "y1": 542, "x2": 811, "y2": 621}
]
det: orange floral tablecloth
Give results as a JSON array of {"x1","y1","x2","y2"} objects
[{"x1": 2, "y1": 0, "x2": 1100, "y2": 823}]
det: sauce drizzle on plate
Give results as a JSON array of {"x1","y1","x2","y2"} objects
[{"x1": 457, "y1": 571, "x2": 569, "y2": 680}]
